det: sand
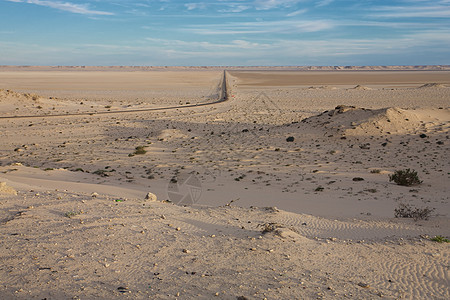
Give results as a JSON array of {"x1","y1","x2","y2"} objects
[{"x1": 0, "y1": 67, "x2": 449, "y2": 299}]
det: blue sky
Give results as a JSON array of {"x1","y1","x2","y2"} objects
[{"x1": 0, "y1": 0, "x2": 449, "y2": 66}]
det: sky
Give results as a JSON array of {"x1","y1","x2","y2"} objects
[{"x1": 0, "y1": 0, "x2": 449, "y2": 66}]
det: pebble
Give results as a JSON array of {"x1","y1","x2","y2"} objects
[
  {"x1": 145, "y1": 192, "x2": 157, "y2": 201},
  {"x1": 182, "y1": 249, "x2": 191, "y2": 254},
  {"x1": 117, "y1": 286, "x2": 130, "y2": 293},
  {"x1": 427, "y1": 252, "x2": 440, "y2": 257},
  {"x1": 358, "y1": 282, "x2": 370, "y2": 288}
]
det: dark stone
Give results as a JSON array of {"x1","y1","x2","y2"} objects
[{"x1": 286, "y1": 136, "x2": 295, "y2": 142}]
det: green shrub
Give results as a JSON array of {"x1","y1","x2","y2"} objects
[
  {"x1": 430, "y1": 235, "x2": 450, "y2": 243},
  {"x1": 64, "y1": 211, "x2": 81, "y2": 218},
  {"x1": 389, "y1": 169, "x2": 422, "y2": 186}
]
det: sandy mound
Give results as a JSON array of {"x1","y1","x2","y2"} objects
[
  {"x1": 0, "y1": 89, "x2": 43, "y2": 102},
  {"x1": 351, "y1": 85, "x2": 372, "y2": 90},
  {"x1": 157, "y1": 129, "x2": 189, "y2": 141},
  {"x1": 0, "y1": 186, "x2": 448, "y2": 299},
  {"x1": 0, "y1": 182, "x2": 17, "y2": 195},
  {"x1": 418, "y1": 83, "x2": 448, "y2": 89},
  {"x1": 301, "y1": 105, "x2": 445, "y2": 135},
  {"x1": 307, "y1": 86, "x2": 337, "y2": 90}
]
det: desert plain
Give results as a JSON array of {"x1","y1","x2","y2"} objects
[{"x1": 0, "y1": 66, "x2": 449, "y2": 299}]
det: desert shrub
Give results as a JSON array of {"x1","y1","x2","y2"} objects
[
  {"x1": 430, "y1": 235, "x2": 450, "y2": 243},
  {"x1": 93, "y1": 169, "x2": 110, "y2": 177},
  {"x1": 258, "y1": 222, "x2": 283, "y2": 233},
  {"x1": 389, "y1": 169, "x2": 422, "y2": 186},
  {"x1": 134, "y1": 146, "x2": 147, "y2": 155},
  {"x1": 394, "y1": 203, "x2": 434, "y2": 221},
  {"x1": 64, "y1": 210, "x2": 81, "y2": 218}
]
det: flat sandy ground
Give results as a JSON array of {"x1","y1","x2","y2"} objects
[{"x1": 0, "y1": 68, "x2": 449, "y2": 299}]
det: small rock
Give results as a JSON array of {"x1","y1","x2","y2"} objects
[
  {"x1": 182, "y1": 249, "x2": 191, "y2": 254},
  {"x1": 286, "y1": 136, "x2": 295, "y2": 142},
  {"x1": 117, "y1": 286, "x2": 130, "y2": 293},
  {"x1": 91, "y1": 192, "x2": 99, "y2": 198},
  {"x1": 352, "y1": 177, "x2": 364, "y2": 181},
  {"x1": 426, "y1": 252, "x2": 440, "y2": 257},
  {"x1": 358, "y1": 282, "x2": 370, "y2": 288},
  {"x1": 419, "y1": 133, "x2": 427, "y2": 138},
  {"x1": 145, "y1": 192, "x2": 157, "y2": 201}
]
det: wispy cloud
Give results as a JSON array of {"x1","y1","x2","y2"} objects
[
  {"x1": 371, "y1": 4, "x2": 450, "y2": 18},
  {"x1": 218, "y1": 4, "x2": 250, "y2": 13},
  {"x1": 6, "y1": 0, "x2": 114, "y2": 15},
  {"x1": 286, "y1": 9, "x2": 307, "y2": 16},
  {"x1": 254, "y1": 0, "x2": 305, "y2": 10},
  {"x1": 184, "y1": 19, "x2": 335, "y2": 35},
  {"x1": 184, "y1": 3, "x2": 207, "y2": 11},
  {"x1": 316, "y1": 0, "x2": 334, "y2": 7}
]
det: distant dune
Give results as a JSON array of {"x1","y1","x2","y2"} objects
[{"x1": 0, "y1": 65, "x2": 449, "y2": 71}]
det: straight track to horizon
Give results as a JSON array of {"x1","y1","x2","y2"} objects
[{"x1": 0, "y1": 71, "x2": 230, "y2": 120}]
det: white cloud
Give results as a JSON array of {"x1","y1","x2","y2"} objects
[
  {"x1": 184, "y1": 3, "x2": 207, "y2": 11},
  {"x1": 286, "y1": 9, "x2": 307, "y2": 16},
  {"x1": 6, "y1": 0, "x2": 114, "y2": 15},
  {"x1": 184, "y1": 19, "x2": 335, "y2": 35},
  {"x1": 219, "y1": 5, "x2": 250, "y2": 13},
  {"x1": 254, "y1": 0, "x2": 304, "y2": 10},
  {"x1": 316, "y1": 0, "x2": 333, "y2": 7},
  {"x1": 371, "y1": 5, "x2": 450, "y2": 18}
]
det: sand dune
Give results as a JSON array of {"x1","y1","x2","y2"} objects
[
  {"x1": 302, "y1": 106, "x2": 450, "y2": 136},
  {"x1": 0, "y1": 68, "x2": 449, "y2": 299}
]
